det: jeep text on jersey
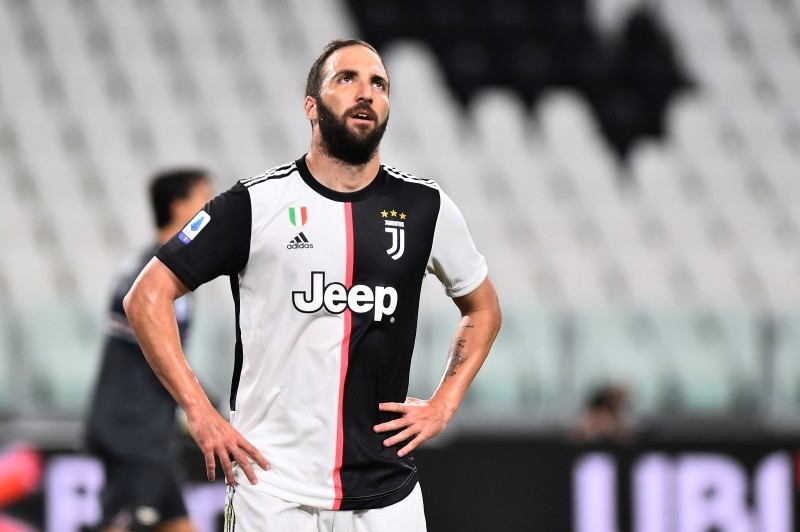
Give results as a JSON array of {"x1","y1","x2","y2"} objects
[{"x1": 292, "y1": 272, "x2": 398, "y2": 321}]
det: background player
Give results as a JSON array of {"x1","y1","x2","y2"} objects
[
  {"x1": 123, "y1": 39, "x2": 502, "y2": 531},
  {"x1": 85, "y1": 169, "x2": 213, "y2": 532}
]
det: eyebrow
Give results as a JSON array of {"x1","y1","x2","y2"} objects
[
  {"x1": 372, "y1": 73, "x2": 389, "y2": 90},
  {"x1": 336, "y1": 69, "x2": 389, "y2": 90}
]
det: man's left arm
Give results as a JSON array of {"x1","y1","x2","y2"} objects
[{"x1": 375, "y1": 276, "x2": 502, "y2": 456}]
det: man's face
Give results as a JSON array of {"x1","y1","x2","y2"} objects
[{"x1": 312, "y1": 45, "x2": 390, "y2": 165}]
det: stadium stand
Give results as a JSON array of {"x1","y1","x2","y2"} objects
[
  {"x1": 0, "y1": 305, "x2": 10, "y2": 412},
  {"x1": 0, "y1": 0, "x2": 799, "y2": 430},
  {"x1": 771, "y1": 309, "x2": 800, "y2": 418}
]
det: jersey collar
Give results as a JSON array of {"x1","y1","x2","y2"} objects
[{"x1": 296, "y1": 155, "x2": 385, "y2": 202}]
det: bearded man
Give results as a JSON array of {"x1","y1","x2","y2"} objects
[{"x1": 123, "y1": 39, "x2": 502, "y2": 532}]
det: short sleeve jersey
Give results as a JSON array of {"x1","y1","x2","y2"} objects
[{"x1": 156, "y1": 156, "x2": 487, "y2": 510}]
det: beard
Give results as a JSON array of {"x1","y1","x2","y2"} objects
[{"x1": 316, "y1": 98, "x2": 389, "y2": 166}]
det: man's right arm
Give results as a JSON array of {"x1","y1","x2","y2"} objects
[{"x1": 123, "y1": 257, "x2": 268, "y2": 485}]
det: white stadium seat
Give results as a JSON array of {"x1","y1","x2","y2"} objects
[{"x1": 1, "y1": 0, "x2": 799, "y2": 420}]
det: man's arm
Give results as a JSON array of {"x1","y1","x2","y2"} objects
[
  {"x1": 374, "y1": 276, "x2": 501, "y2": 456},
  {"x1": 123, "y1": 257, "x2": 268, "y2": 484}
]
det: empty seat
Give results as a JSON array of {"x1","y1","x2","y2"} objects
[
  {"x1": 657, "y1": 308, "x2": 760, "y2": 412},
  {"x1": 0, "y1": 306, "x2": 11, "y2": 412},
  {"x1": 0, "y1": 0, "x2": 798, "y2": 424},
  {"x1": 770, "y1": 311, "x2": 800, "y2": 416},
  {"x1": 499, "y1": 305, "x2": 565, "y2": 411},
  {"x1": 573, "y1": 308, "x2": 670, "y2": 413},
  {"x1": 20, "y1": 302, "x2": 103, "y2": 413}
]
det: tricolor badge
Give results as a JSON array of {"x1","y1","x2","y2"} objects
[{"x1": 288, "y1": 206, "x2": 308, "y2": 226}]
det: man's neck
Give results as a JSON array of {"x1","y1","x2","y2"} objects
[{"x1": 304, "y1": 147, "x2": 381, "y2": 193}]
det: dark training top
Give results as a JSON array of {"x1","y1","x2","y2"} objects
[{"x1": 85, "y1": 244, "x2": 193, "y2": 464}]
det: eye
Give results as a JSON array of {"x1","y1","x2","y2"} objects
[
  {"x1": 341, "y1": 75, "x2": 352, "y2": 83},
  {"x1": 373, "y1": 80, "x2": 386, "y2": 90}
]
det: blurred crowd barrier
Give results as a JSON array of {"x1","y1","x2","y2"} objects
[{"x1": 1, "y1": 436, "x2": 797, "y2": 532}]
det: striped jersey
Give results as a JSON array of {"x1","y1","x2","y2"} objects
[{"x1": 156, "y1": 156, "x2": 487, "y2": 510}]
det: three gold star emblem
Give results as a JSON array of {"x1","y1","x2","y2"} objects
[{"x1": 381, "y1": 209, "x2": 407, "y2": 220}]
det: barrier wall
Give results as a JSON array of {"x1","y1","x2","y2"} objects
[{"x1": 2, "y1": 435, "x2": 798, "y2": 531}]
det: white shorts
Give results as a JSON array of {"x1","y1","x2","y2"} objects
[{"x1": 224, "y1": 482, "x2": 427, "y2": 532}]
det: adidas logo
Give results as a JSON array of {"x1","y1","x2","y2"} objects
[{"x1": 287, "y1": 232, "x2": 314, "y2": 249}]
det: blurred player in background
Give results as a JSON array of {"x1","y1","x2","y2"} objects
[
  {"x1": 573, "y1": 383, "x2": 636, "y2": 445},
  {"x1": 85, "y1": 169, "x2": 213, "y2": 532},
  {"x1": 124, "y1": 39, "x2": 501, "y2": 532}
]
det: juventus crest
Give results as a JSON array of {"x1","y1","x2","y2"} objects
[{"x1": 381, "y1": 209, "x2": 406, "y2": 260}]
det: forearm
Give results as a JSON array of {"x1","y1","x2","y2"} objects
[
  {"x1": 374, "y1": 278, "x2": 500, "y2": 455},
  {"x1": 431, "y1": 309, "x2": 500, "y2": 417},
  {"x1": 123, "y1": 266, "x2": 213, "y2": 418},
  {"x1": 123, "y1": 261, "x2": 268, "y2": 484}
]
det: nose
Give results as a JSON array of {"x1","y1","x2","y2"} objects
[{"x1": 355, "y1": 80, "x2": 373, "y2": 103}]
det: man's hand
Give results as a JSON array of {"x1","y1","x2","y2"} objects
[
  {"x1": 374, "y1": 397, "x2": 453, "y2": 457},
  {"x1": 374, "y1": 279, "x2": 501, "y2": 460},
  {"x1": 124, "y1": 259, "x2": 271, "y2": 487},
  {"x1": 187, "y1": 405, "x2": 269, "y2": 486}
]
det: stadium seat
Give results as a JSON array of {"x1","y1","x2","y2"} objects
[
  {"x1": 1, "y1": 0, "x2": 800, "y2": 423},
  {"x1": 19, "y1": 303, "x2": 103, "y2": 414},
  {"x1": 657, "y1": 308, "x2": 760, "y2": 412},
  {"x1": 0, "y1": 306, "x2": 11, "y2": 413},
  {"x1": 502, "y1": 305, "x2": 566, "y2": 412},
  {"x1": 770, "y1": 311, "x2": 800, "y2": 417},
  {"x1": 573, "y1": 307, "x2": 670, "y2": 414}
]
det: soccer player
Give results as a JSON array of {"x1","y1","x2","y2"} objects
[
  {"x1": 123, "y1": 39, "x2": 502, "y2": 531},
  {"x1": 86, "y1": 169, "x2": 213, "y2": 532}
]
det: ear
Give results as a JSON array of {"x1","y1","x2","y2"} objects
[{"x1": 304, "y1": 95, "x2": 318, "y2": 122}]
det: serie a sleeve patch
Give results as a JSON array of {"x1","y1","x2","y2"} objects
[{"x1": 178, "y1": 210, "x2": 211, "y2": 244}]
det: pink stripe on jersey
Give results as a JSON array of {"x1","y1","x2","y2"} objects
[{"x1": 332, "y1": 202, "x2": 354, "y2": 510}]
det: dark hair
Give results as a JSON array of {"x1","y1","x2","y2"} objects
[
  {"x1": 586, "y1": 384, "x2": 627, "y2": 411},
  {"x1": 305, "y1": 39, "x2": 385, "y2": 100},
  {"x1": 149, "y1": 168, "x2": 209, "y2": 229}
]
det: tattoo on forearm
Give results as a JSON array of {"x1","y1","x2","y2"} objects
[{"x1": 445, "y1": 337, "x2": 468, "y2": 378}]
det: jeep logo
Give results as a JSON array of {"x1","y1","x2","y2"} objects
[{"x1": 292, "y1": 272, "x2": 398, "y2": 321}]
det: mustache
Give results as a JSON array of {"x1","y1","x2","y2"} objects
[{"x1": 347, "y1": 102, "x2": 378, "y2": 121}]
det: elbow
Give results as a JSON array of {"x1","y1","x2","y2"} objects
[
  {"x1": 122, "y1": 259, "x2": 184, "y2": 326},
  {"x1": 477, "y1": 290, "x2": 503, "y2": 340},
  {"x1": 492, "y1": 297, "x2": 503, "y2": 336},
  {"x1": 486, "y1": 281, "x2": 502, "y2": 331},
  {"x1": 123, "y1": 280, "x2": 151, "y2": 322},
  {"x1": 122, "y1": 285, "x2": 137, "y2": 320}
]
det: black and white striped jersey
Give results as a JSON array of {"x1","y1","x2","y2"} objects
[{"x1": 156, "y1": 155, "x2": 487, "y2": 510}]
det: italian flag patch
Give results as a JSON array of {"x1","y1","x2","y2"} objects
[{"x1": 289, "y1": 206, "x2": 308, "y2": 226}]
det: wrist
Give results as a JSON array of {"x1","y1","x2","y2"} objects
[
  {"x1": 431, "y1": 394, "x2": 460, "y2": 421},
  {"x1": 182, "y1": 393, "x2": 214, "y2": 421}
]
